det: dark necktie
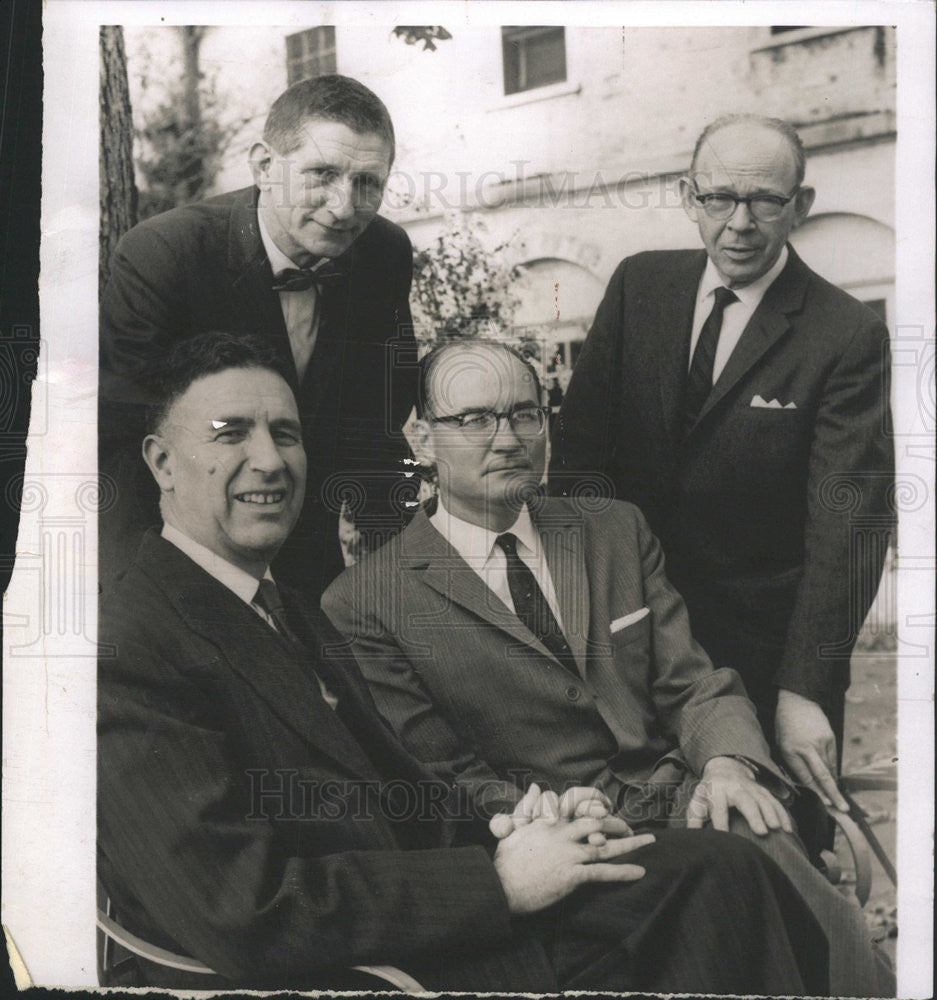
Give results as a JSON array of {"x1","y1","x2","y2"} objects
[
  {"x1": 271, "y1": 262, "x2": 349, "y2": 292},
  {"x1": 684, "y1": 286, "x2": 738, "y2": 430},
  {"x1": 495, "y1": 533, "x2": 577, "y2": 674},
  {"x1": 253, "y1": 578, "x2": 301, "y2": 645}
]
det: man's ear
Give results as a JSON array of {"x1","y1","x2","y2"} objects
[
  {"x1": 679, "y1": 176, "x2": 700, "y2": 223},
  {"x1": 792, "y1": 185, "x2": 816, "y2": 227},
  {"x1": 142, "y1": 434, "x2": 174, "y2": 493},
  {"x1": 249, "y1": 141, "x2": 273, "y2": 190},
  {"x1": 409, "y1": 419, "x2": 436, "y2": 470}
]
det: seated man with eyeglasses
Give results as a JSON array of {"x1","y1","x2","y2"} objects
[{"x1": 323, "y1": 337, "x2": 893, "y2": 998}]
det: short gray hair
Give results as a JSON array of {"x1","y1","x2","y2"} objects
[{"x1": 690, "y1": 114, "x2": 806, "y2": 187}]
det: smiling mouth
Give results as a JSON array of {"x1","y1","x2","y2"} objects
[
  {"x1": 234, "y1": 491, "x2": 287, "y2": 506},
  {"x1": 724, "y1": 246, "x2": 761, "y2": 257}
]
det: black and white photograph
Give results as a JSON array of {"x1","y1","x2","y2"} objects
[{"x1": 2, "y1": 1, "x2": 934, "y2": 995}]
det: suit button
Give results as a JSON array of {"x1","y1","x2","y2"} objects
[{"x1": 565, "y1": 685, "x2": 581, "y2": 701}]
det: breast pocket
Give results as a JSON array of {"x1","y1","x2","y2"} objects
[{"x1": 610, "y1": 612, "x2": 651, "y2": 649}]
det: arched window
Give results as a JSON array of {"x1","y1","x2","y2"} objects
[{"x1": 790, "y1": 213, "x2": 895, "y2": 327}]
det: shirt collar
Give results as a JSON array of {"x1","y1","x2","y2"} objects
[
  {"x1": 699, "y1": 244, "x2": 789, "y2": 310},
  {"x1": 430, "y1": 500, "x2": 540, "y2": 565},
  {"x1": 161, "y1": 522, "x2": 273, "y2": 608},
  {"x1": 257, "y1": 206, "x2": 332, "y2": 275}
]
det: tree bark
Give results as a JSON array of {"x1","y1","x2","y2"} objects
[{"x1": 99, "y1": 26, "x2": 138, "y2": 301}]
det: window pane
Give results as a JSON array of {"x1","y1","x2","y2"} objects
[
  {"x1": 286, "y1": 27, "x2": 337, "y2": 85},
  {"x1": 502, "y1": 26, "x2": 565, "y2": 95}
]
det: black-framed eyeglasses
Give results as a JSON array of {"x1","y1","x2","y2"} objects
[
  {"x1": 691, "y1": 187, "x2": 800, "y2": 222},
  {"x1": 429, "y1": 405, "x2": 548, "y2": 439}
]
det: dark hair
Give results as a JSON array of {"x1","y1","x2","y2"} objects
[
  {"x1": 145, "y1": 332, "x2": 289, "y2": 434},
  {"x1": 690, "y1": 114, "x2": 807, "y2": 187},
  {"x1": 416, "y1": 339, "x2": 543, "y2": 419},
  {"x1": 263, "y1": 74, "x2": 395, "y2": 162}
]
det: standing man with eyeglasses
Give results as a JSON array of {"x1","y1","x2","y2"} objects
[
  {"x1": 100, "y1": 75, "x2": 417, "y2": 602},
  {"x1": 551, "y1": 115, "x2": 894, "y2": 813}
]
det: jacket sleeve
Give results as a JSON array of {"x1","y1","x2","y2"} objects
[
  {"x1": 321, "y1": 579, "x2": 525, "y2": 818},
  {"x1": 100, "y1": 220, "x2": 194, "y2": 421},
  {"x1": 549, "y1": 257, "x2": 628, "y2": 497},
  {"x1": 98, "y1": 621, "x2": 514, "y2": 984},
  {"x1": 631, "y1": 507, "x2": 791, "y2": 789},
  {"x1": 774, "y1": 315, "x2": 894, "y2": 707}
]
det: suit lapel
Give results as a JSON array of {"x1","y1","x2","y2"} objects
[
  {"x1": 403, "y1": 512, "x2": 564, "y2": 666},
  {"x1": 690, "y1": 246, "x2": 809, "y2": 431},
  {"x1": 225, "y1": 189, "x2": 300, "y2": 395},
  {"x1": 653, "y1": 252, "x2": 708, "y2": 449},
  {"x1": 140, "y1": 533, "x2": 379, "y2": 781}
]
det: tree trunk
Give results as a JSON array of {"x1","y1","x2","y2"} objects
[
  {"x1": 178, "y1": 26, "x2": 206, "y2": 202},
  {"x1": 99, "y1": 25, "x2": 138, "y2": 301}
]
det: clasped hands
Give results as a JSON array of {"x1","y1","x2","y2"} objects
[
  {"x1": 489, "y1": 783, "x2": 655, "y2": 914},
  {"x1": 488, "y1": 763, "x2": 793, "y2": 915}
]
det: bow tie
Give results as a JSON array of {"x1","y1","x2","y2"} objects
[{"x1": 271, "y1": 263, "x2": 349, "y2": 292}]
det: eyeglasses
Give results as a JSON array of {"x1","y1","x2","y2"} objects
[
  {"x1": 429, "y1": 405, "x2": 548, "y2": 439},
  {"x1": 691, "y1": 187, "x2": 800, "y2": 222}
]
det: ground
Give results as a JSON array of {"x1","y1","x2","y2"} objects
[{"x1": 838, "y1": 635, "x2": 898, "y2": 962}]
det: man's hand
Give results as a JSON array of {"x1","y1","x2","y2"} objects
[
  {"x1": 775, "y1": 689, "x2": 848, "y2": 811},
  {"x1": 338, "y1": 500, "x2": 366, "y2": 567},
  {"x1": 687, "y1": 756, "x2": 793, "y2": 836},
  {"x1": 493, "y1": 816, "x2": 655, "y2": 914},
  {"x1": 489, "y1": 784, "x2": 620, "y2": 843}
]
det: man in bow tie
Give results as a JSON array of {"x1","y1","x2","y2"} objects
[
  {"x1": 98, "y1": 331, "x2": 831, "y2": 993},
  {"x1": 551, "y1": 114, "x2": 894, "y2": 812},
  {"x1": 100, "y1": 74, "x2": 417, "y2": 601}
]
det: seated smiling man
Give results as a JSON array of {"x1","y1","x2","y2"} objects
[
  {"x1": 323, "y1": 338, "x2": 892, "y2": 998},
  {"x1": 98, "y1": 331, "x2": 829, "y2": 993}
]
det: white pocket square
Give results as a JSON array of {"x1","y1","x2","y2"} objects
[
  {"x1": 750, "y1": 394, "x2": 797, "y2": 410},
  {"x1": 611, "y1": 607, "x2": 650, "y2": 633}
]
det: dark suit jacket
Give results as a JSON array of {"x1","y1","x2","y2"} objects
[
  {"x1": 322, "y1": 498, "x2": 786, "y2": 819},
  {"x1": 98, "y1": 531, "x2": 553, "y2": 990},
  {"x1": 550, "y1": 248, "x2": 894, "y2": 737},
  {"x1": 99, "y1": 188, "x2": 418, "y2": 599}
]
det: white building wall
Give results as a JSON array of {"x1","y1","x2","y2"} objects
[{"x1": 123, "y1": 22, "x2": 895, "y2": 332}]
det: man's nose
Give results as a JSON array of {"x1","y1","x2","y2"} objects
[
  {"x1": 246, "y1": 428, "x2": 287, "y2": 473},
  {"x1": 324, "y1": 177, "x2": 357, "y2": 220},
  {"x1": 490, "y1": 413, "x2": 526, "y2": 449},
  {"x1": 726, "y1": 200, "x2": 756, "y2": 229}
]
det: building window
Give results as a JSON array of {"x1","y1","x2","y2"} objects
[
  {"x1": 286, "y1": 27, "x2": 336, "y2": 85},
  {"x1": 502, "y1": 27, "x2": 566, "y2": 95}
]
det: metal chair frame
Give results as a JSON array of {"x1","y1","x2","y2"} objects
[{"x1": 97, "y1": 895, "x2": 426, "y2": 994}]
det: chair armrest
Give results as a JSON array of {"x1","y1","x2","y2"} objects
[
  {"x1": 825, "y1": 808, "x2": 874, "y2": 907},
  {"x1": 98, "y1": 907, "x2": 426, "y2": 992},
  {"x1": 352, "y1": 964, "x2": 427, "y2": 993}
]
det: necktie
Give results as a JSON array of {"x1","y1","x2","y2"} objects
[
  {"x1": 253, "y1": 578, "x2": 301, "y2": 645},
  {"x1": 685, "y1": 286, "x2": 738, "y2": 430},
  {"x1": 271, "y1": 263, "x2": 349, "y2": 292},
  {"x1": 495, "y1": 533, "x2": 577, "y2": 675},
  {"x1": 253, "y1": 580, "x2": 340, "y2": 711}
]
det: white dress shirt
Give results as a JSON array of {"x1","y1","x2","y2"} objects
[
  {"x1": 258, "y1": 212, "x2": 320, "y2": 382},
  {"x1": 689, "y1": 245, "x2": 789, "y2": 382},
  {"x1": 161, "y1": 523, "x2": 338, "y2": 709},
  {"x1": 430, "y1": 501, "x2": 564, "y2": 629}
]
